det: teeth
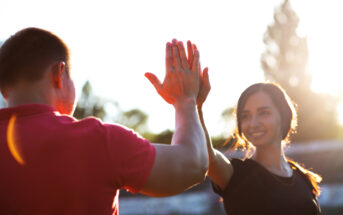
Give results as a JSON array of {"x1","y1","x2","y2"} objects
[{"x1": 251, "y1": 132, "x2": 264, "y2": 137}]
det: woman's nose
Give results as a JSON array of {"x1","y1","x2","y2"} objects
[{"x1": 250, "y1": 115, "x2": 260, "y2": 127}]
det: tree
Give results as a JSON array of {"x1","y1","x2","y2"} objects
[
  {"x1": 148, "y1": 129, "x2": 174, "y2": 145},
  {"x1": 73, "y1": 81, "x2": 106, "y2": 120},
  {"x1": 116, "y1": 108, "x2": 148, "y2": 134},
  {"x1": 261, "y1": 0, "x2": 341, "y2": 141},
  {"x1": 74, "y1": 81, "x2": 149, "y2": 134}
]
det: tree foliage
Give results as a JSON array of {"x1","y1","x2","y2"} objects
[
  {"x1": 73, "y1": 81, "x2": 150, "y2": 134},
  {"x1": 73, "y1": 81, "x2": 106, "y2": 120},
  {"x1": 261, "y1": 0, "x2": 341, "y2": 141},
  {"x1": 117, "y1": 108, "x2": 148, "y2": 133},
  {"x1": 145, "y1": 129, "x2": 174, "y2": 145}
]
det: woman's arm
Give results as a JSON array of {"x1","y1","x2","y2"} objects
[
  {"x1": 188, "y1": 40, "x2": 234, "y2": 190},
  {"x1": 197, "y1": 104, "x2": 234, "y2": 191}
]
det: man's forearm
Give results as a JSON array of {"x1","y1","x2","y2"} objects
[{"x1": 172, "y1": 99, "x2": 208, "y2": 180}]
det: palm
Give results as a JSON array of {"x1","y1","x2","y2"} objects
[{"x1": 145, "y1": 39, "x2": 200, "y2": 105}]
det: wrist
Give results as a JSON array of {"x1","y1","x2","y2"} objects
[{"x1": 173, "y1": 97, "x2": 196, "y2": 110}]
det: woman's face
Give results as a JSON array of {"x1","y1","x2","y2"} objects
[{"x1": 240, "y1": 91, "x2": 283, "y2": 147}]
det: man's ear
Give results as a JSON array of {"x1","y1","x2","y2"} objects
[{"x1": 51, "y1": 62, "x2": 66, "y2": 89}]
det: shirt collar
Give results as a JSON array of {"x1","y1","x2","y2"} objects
[{"x1": 0, "y1": 103, "x2": 57, "y2": 120}]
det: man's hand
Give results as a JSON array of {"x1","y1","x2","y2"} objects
[
  {"x1": 145, "y1": 39, "x2": 200, "y2": 106},
  {"x1": 140, "y1": 39, "x2": 208, "y2": 197}
]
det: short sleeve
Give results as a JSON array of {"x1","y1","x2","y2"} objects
[
  {"x1": 104, "y1": 123, "x2": 156, "y2": 193},
  {"x1": 212, "y1": 158, "x2": 245, "y2": 197}
]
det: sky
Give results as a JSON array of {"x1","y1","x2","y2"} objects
[{"x1": 1, "y1": 0, "x2": 343, "y2": 136}]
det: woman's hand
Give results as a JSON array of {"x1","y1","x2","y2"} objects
[
  {"x1": 185, "y1": 41, "x2": 211, "y2": 107},
  {"x1": 197, "y1": 67, "x2": 210, "y2": 107}
]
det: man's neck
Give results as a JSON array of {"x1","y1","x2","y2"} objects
[{"x1": 6, "y1": 82, "x2": 54, "y2": 108}]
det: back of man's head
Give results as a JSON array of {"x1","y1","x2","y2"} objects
[{"x1": 0, "y1": 27, "x2": 70, "y2": 91}]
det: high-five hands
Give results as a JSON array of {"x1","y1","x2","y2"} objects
[
  {"x1": 145, "y1": 39, "x2": 201, "y2": 106},
  {"x1": 141, "y1": 39, "x2": 209, "y2": 197}
]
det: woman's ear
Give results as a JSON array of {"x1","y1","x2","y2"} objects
[{"x1": 51, "y1": 62, "x2": 66, "y2": 89}]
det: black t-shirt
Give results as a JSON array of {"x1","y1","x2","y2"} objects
[{"x1": 212, "y1": 159, "x2": 321, "y2": 215}]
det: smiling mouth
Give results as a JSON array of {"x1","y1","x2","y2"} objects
[{"x1": 250, "y1": 131, "x2": 266, "y2": 138}]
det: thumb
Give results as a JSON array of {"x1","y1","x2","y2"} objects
[{"x1": 145, "y1": 72, "x2": 162, "y2": 92}]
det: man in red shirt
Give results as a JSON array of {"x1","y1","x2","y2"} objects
[{"x1": 0, "y1": 28, "x2": 208, "y2": 214}]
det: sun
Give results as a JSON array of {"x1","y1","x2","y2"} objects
[
  {"x1": 307, "y1": 38, "x2": 343, "y2": 125},
  {"x1": 295, "y1": 1, "x2": 343, "y2": 126},
  {"x1": 307, "y1": 28, "x2": 343, "y2": 96}
]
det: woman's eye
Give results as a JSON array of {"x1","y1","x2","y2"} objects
[
  {"x1": 241, "y1": 114, "x2": 250, "y2": 120},
  {"x1": 260, "y1": 111, "x2": 270, "y2": 116}
]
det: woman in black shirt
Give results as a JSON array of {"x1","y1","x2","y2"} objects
[{"x1": 193, "y1": 56, "x2": 322, "y2": 215}]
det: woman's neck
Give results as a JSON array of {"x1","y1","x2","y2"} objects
[{"x1": 251, "y1": 142, "x2": 292, "y2": 177}]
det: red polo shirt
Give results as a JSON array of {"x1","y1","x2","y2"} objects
[{"x1": 0, "y1": 104, "x2": 156, "y2": 215}]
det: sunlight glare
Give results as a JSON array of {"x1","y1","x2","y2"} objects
[
  {"x1": 301, "y1": 1, "x2": 343, "y2": 96},
  {"x1": 338, "y1": 103, "x2": 343, "y2": 125},
  {"x1": 7, "y1": 115, "x2": 25, "y2": 165}
]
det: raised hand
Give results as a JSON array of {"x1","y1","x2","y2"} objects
[
  {"x1": 145, "y1": 39, "x2": 200, "y2": 106},
  {"x1": 141, "y1": 39, "x2": 209, "y2": 197},
  {"x1": 197, "y1": 66, "x2": 210, "y2": 107},
  {"x1": 186, "y1": 41, "x2": 211, "y2": 107}
]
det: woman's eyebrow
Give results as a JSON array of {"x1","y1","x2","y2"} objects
[
  {"x1": 242, "y1": 106, "x2": 272, "y2": 113},
  {"x1": 241, "y1": 110, "x2": 250, "y2": 114},
  {"x1": 257, "y1": 106, "x2": 272, "y2": 111}
]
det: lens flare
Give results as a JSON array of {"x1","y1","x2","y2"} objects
[{"x1": 7, "y1": 115, "x2": 25, "y2": 165}]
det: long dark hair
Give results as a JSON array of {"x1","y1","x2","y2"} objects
[{"x1": 233, "y1": 82, "x2": 321, "y2": 196}]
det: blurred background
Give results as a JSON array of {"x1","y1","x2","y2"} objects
[{"x1": 1, "y1": 0, "x2": 343, "y2": 214}]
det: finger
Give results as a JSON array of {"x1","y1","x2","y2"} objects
[
  {"x1": 165, "y1": 42, "x2": 173, "y2": 73},
  {"x1": 192, "y1": 50, "x2": 200, "y2": 75},
  {"x1": 198, "y1": 61, "x2": 202, "y2": 74},
  {"x1": 187, "y1": 40, "x2": 194, "y2": 68},
  {"x1": 203, "y1": 67, "x2": 210, "y2": 87},
  {"x1": 145, "y1": 72, "x2": 162, "y2": 92},
  {"x1": 177, "y1": 41, "x2": 189, "y2": 70},
  {"x1": 193, "y1": 44, "x2": 198, "y2": 52},
  {"x1": 192, "y1": 43, "x2": 199, "y2": 71},
  {"x1": 172, "y1": 39, "x2": 182, "y2": 69},
  {"x1": 194, "y1": 43, "x2": 201, "y2": 74}
]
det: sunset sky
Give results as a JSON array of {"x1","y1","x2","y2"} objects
[{"x1": 1, "y1": 0, "x2": 342, "y2": 136}]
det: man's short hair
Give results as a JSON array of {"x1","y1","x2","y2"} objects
[{"x1": 0, "y1": 27, "x2": 70, "y2": 90}]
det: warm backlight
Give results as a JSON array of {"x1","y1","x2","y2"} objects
[{"x1": 7, "y1": 115, "x2": 25, "y2": 165}]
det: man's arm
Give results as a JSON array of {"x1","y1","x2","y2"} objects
[{"x1": 141, "y1": 39, "x2": 208, "y2": 197}]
